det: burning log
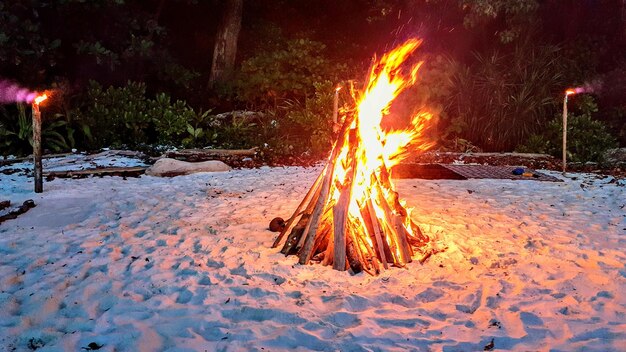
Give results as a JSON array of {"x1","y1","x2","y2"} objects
[{"x1": 274, "y1": 39, "x2": 436, "y2": 275}]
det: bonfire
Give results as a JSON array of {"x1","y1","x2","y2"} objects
[{"x1": 273, "y1": 39, "x2": 435, "y2": 275}]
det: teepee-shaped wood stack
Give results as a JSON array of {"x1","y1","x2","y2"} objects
[{"x1": 273, "y1": 39, "x2": 434, "y2": 275}]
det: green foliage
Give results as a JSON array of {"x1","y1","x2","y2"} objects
[
  {"x1": 148, "y1": 93, "x2": 195, "y2": 145},
  {"x1": 460, "y1": 0, "x2": 539, "y2": 42},
  {"x1": 514, "y1": 134, "x2": 548, "y2": 154},
  {"x1": 79, "y1": 81, "x2": 215, "y2": 149},
  {"x1": 281, "y1": 81, "x2": 337, "y2": 156},
  {"x1": 83, "y1": 81, "x2": 151, "y2": 147},
  {"x1": 182, "y1": 109, "x2": 214, "y2": 148},
  {"x1": 394, "y1": 55, "x2": 459, "y2": 146},
  {"x1": 0, "y1": 1, "x2": 61, "y2": 83},
  {"x1": 75, "y1": 41, "x2": 120, "y2": 70},
  {"x1": 0, "y1": 104, "x2": 70, "y2": 156},
  {"x1": 236, "y1": 38, "x2": 347, "y2": 107},
  {"x1": 448, "y1": 43, "x2": 565, "y2": 151},
  {"x1": 517, "y1": 96, "x2": 617, "y2": 162}
]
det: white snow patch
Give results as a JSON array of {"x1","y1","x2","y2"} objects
[{"x1": 1, "y1": 157, "x2": 625, "y2": 351}]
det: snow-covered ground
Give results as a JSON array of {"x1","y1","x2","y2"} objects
[{"x1": 1, "y1": 156, "x2": 625, "y2": 351}]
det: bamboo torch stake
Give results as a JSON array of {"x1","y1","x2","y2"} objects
[
  {"x1": 562, "y1": 89, "x2": 575, "y2": 174},
  {"x1": 32, "y1": 99, "x2": 44, "y2": 193},
  {"x1": 562, "y1": 93, "x2": 568, "y2": 174},
  {"x1": 332, "y1": 85, "x2": 341, "y2": 133}
]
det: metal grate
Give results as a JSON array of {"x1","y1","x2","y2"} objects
[
  {"x1": 441, "y1": 164, "x2": 561, "y2": 182},
  {"x1": 392, "y1": 163, "x2": 561, "y2": 182}
]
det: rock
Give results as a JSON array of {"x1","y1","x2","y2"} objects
[
  {"x1": 269, "y1": 217, "x2": 286, "y2": 232},
  {"x1": 145, "y1": 158, "x2": 231, "y2": 177}
]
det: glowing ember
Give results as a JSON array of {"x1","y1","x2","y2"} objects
[
  {"x1": 33, "y1": 93, "x2": 48, "y2": 106},
  {"x1": 274, "y1": 39, "x2": 435, "y2": 274},
  {"x1": 565, "y1": 87, "x2": 586, "y2": 96}
]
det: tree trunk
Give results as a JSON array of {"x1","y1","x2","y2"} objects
[{"x1": 209, "y1": 0, "x2": 243, "y2": 86}]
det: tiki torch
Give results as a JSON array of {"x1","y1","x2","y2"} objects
[
  {"x1": 562, "y1": 89, "x2": 576, "y2": 173},
  {"x1": 332, "y1": 85, "x2": 341, "y2": 132},
  {"x1": 32, "y1": 93, "x2": 48, "y2": 193}
]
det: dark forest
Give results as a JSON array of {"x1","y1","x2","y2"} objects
[{"x1": 1, "y1": 0, "x2": 625, "y2": 160}]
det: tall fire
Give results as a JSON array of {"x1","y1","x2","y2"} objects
[{"x1": 273, "y1": 39, "x2": 435, "y2": 275}]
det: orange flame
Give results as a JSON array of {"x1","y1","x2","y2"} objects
[
  {"x1": 320, "y1": 38, "x2": 433, "y2": 267},
  {"x1": 33, "y1": 93, "x2": 48, "y2": 106},
  {"x1": 565, "y1": 89, "x2": 576, "y2": 96}
]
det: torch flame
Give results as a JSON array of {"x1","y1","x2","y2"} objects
[
  {"x1": 565, "y1": 89, "x2": 576, "y2": 96},
  {"x1": 33, "y1": 93, "x2": 48, "y2": 106}
]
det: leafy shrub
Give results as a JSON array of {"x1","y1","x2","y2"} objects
[
  {"x1": 182, "y1": 109, "x2": 215, "y2": 148},
  {"x1": 81, "y1": 81, "x2": 205, "y2": 149},
  {"x1": 148, "y1": 93, "x2": 196, "y2": 145},
  {"x1": 262, "y1": 80, "x2": 342, "y2": 158},
  {"x1": 391, "y1": 55, "x2": 459, "y2": 147},
  {"x1": 236, "y1": 38, "x2": 347, "y2": 107},
  {"x1": 448, "y1": 43, "x2": 565, "y2": 151},
  {"x1": 0, "y1": 104, "x2": 69, "y2": 156},
  {"x1": 82, "y1": 81, "x2": 151, "y2": 148},
  {"x1": 514, "y1": 134, "x2": 549, "y2": 154}
]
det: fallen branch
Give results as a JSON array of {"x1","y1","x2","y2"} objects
[
  {"x1": 45, "y1": 167, "x2": 147, "y2": 180},
  {"x1": 164, "y1": 148, "x2": 257, "y2": 162},
  {"x1": 0, "y1": 200, "x2": 36, "y2": 224}
]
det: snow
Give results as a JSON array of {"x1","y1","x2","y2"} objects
[{"x1": 1, "y1": 156, "x2": 625, "y2": 351}]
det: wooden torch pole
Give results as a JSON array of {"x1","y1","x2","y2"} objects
[
  {"x1": 32, "y1": 102, "x2": 43, "y2": 193},
  {"x1": 332, "y1": 86, "x2": 341, "y2": 133},
  {"x1": 562, "y1": 93, "x2": 568, "y2": 174}
]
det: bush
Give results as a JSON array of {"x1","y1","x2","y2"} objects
[
  {"x1": 517, "y1": 96, "x2": 617, "y2": 162},
  {"x1": 82, "y1": 81, "x2": 151, "y2": 148},
  {"x1": 236, "y1": 38, "x2": 347, "y2": 107},
  {"x1": 148, "y1": 93, "x2": 196, "y2": 146},
  {"x1": 0, "y1": 103, "x2": 70, "y2": 156},
  {"x1": 448, "y1": 43, "x2": 565, "y2": 151},
  {"x1": 284, "y1": 81, "x2": 338, "y2": 156},
  {"x1": 81, "y1": 81, "x2": 205, "y2": 149}
]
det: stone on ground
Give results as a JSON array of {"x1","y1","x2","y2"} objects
[{"x1": 145, "y1": 158, "x2": 231, "y2": 177}]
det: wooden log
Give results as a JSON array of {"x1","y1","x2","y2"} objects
[
  {"x1": 322, "y1": 232, "x2": 334, "y2": 266},
  {"x1": 0, "y1": 200, "x2": 10, "y2": 211},
  {"x1": 346, "y1": 231, "x2": 363, "y2": 273},
  {"x1": 297, "y1": 167, "x2": 333, "y2": 264},
  {"x1": 44, "y1": 167, "x2": 147, "y2": 180},
  {"x1": 407, "y1": 221, "x2": 429, "y2": 247},
  {"x1": 365, "y1": 198, "x2": 389, "y2": 269},
  {"x1": 351, "y1": 224, "x2": 378, "y2": 275},
  {"x1": 331, "y1": 126, "x2": 360, "y2": 271},
  {"x1": 371, "y1": 177, "x2": 408, "y2": 264},
  {"x1": 356, "y1": 203, "x2": 378, "y2": 268},
  {"x1": 164, "y1": 148, "x2": 257, "y2": 162},
  {"x1": 272, "y1": 169, "x2": 324, "y2": 248},
  {"x1": 280, "y1": 214, "x2": 310, "y2": 255},
  {"x1": 279, "y1": 182, "x2": 323, "y2": 255},
  {"x1": 310, "y1": 225, "x2": 331, "y2": 262},
  {"x1": 393, "y1": 215, "x2": 413, "y2": 261},
  {"x1": 0, "y1": 200, "x2": 36, "y2": 224},
  {"x1": 332, "y1": 183, "x2": 351, "y2": 271}
]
